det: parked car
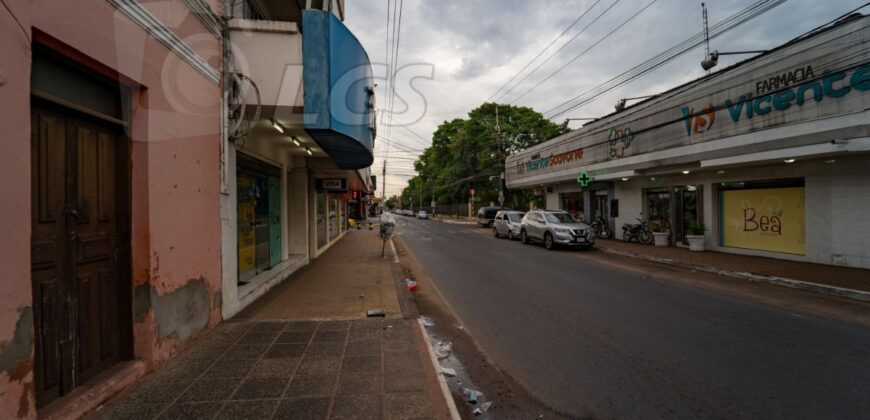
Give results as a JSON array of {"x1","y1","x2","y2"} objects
[
  {"x1": 416, "y1": 210, "x2": 429, "y2": 220},
  {"x1": 493, "y1": 210, "x2": 525, "y2": 240},
  {"x1": 519, "y1": 210, "x2": 596, "y2": 250},
  {"x1": 477, "y1": 206, "x2": 510, "y2": 227}
]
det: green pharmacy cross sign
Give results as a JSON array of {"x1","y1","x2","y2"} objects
[{"x1": 576, "y1": 171, "x2": 593, "y2": 187}]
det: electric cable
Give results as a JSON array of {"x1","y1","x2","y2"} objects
[{"x1": 487, "y1": 0, "x2": 604, "y2": 102}]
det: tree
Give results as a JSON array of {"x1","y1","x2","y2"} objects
[{"x1": 400, "y1": 103, "x2": 567, "y2": 211}]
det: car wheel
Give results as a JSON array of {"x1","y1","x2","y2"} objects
[
  {"x1": 544, "y1": 233, "x2": 554, "y2": 250},
  {"x1": 508, "y1": 230, "x2": 514, "y2": 240},
  {"x1": 493, "y1": 227, "x2": 499, "y2": 237},
  {"x1": 520, "y1": 230, "x2": 529, "y2": 244}
]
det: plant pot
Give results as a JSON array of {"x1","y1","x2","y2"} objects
[
  {"x1": 653, "y1": 232, "x2": 670, "y2": 246},
  {"x1": 686, "y1": 235, "x2": 705, "y2": 251}
]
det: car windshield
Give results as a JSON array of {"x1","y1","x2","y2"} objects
[
  {"x1": 508, "y1": 213, "x2": 523, "y2": 222},
  {"x1": 545, "y1": 213, "x2": 577, "y2": 224}
]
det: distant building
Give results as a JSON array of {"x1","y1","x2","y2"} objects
[{"x1": 507, "y1": 14, "x2": 870, "y2": 268}]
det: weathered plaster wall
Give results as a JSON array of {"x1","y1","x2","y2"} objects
[{"x1": 0, "y1": 0, "x2": 36, "y2": 417}]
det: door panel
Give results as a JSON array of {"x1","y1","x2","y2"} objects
[
  {"x1": 31, "y1": 107, "x2": 68, "y2": 404},
  {"x1": 72, "y1": 118, "x2": 120, "y2": 382},
  {"x1": 31, "y1": 104, "x2": 126, "y2": 407}
]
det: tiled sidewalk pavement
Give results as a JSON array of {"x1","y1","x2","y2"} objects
[{"x1": 96, "y1": 319, "x2": 436, "y2": 420}]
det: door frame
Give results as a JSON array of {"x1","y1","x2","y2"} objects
[{"x1": 30, "y1": 55, "x2": 133, "y2": 407}]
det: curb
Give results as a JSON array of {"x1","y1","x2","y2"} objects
[
  {"x1": 433, "y1": 218, "x2": 476, "y2": 225},
  {"x1": 598, "y1": 247, "x2": 870, "y2": 303},
  {"x1": 416, "y1": 318, "x2": 462, "y2": 420}
]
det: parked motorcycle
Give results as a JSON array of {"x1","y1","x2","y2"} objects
[
  {"x1": 590, "y1": 217, "x2": 613, "y2": 239},
  {"x1": 622, "y1": 218, "x2": 653, "y2": 245}
]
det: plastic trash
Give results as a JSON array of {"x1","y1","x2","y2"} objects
[
  {"x1": 473, "y1": 408, "x2": 482, "y2": 416},
  {"x1": 421, "y1": 316, "x2": 435, "y2": 327},
  {"x1": 463, "y1": 388, "x2": 483, "y2": 404},
  {"x1": 366, "y1": 308, "x2": 385, "y2": 317},
  {"x1": 480, "y1": 401, "x2": 493, "y2": 412},
  {"x1": 439, "y1": 366, "x2": 457, "y2": 377},
  {"x1": 406, "y1": 279, "x2": 417, "y2": 292},
  {"x1": 435, "y1": 341, "x2": 452, "y2": 359}
]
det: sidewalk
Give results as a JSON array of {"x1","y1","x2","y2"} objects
[
  {"x1": 92, "y1": 231, "x2": 452, "y2": 420},
  {"x1": 596, "y1": 239, "x2": 870, "y2": 298}
]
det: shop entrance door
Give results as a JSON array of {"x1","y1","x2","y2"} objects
[
  {"x1": 31, "y1": 103, "x2": 130, "y2": 407},
  {"x1": 592, "y1": 191, "x2": 608, "y2": 222},
  {"x1": 674, "y1": 186, "x2": 701, "y2": 245}
]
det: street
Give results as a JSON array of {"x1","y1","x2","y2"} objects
[{"x1": 395, "y1": 216, "x2": 870, "y2": 419}]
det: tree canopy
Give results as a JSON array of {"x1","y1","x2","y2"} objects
[{"x1": 397, "y1": 103, "x2": 567, "y2": 211}]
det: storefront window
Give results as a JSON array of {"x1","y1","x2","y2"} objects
[
  {"x1": 675, "y1": 186, "x2": 700, "y2": 244},
  {"x1": 316, "y1": 191, "x2": 327, "y2": 248},
  {"x1": 329, "y1": 195, "x2": 339, "y2": 241},
  {"x1": 645, "y1": 189, "x2": 671, "y2": 232},
  {"x1": 560, "y1": 192, "x2": 583, "y2": 220},
  {"x1": 237, "y1": 154, "x2": 281, "y2": 283},
  {"x1": 340, "y1": 199, "x2": 347, "y2": 232}
]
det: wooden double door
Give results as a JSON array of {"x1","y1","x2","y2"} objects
[{"x1": 30, "y1": 103, "x2": 131, "y2": 407}]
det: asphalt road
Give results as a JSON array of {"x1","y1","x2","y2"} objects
[{"x1": 394, "y1": 216, "x2": 870, "y2": 419}]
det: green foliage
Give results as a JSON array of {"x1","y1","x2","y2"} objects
[
  {"x1": 384, "y1": 195, "x2": 398, "y2": 209},
  {"x1": 688, "y1": 221, "x2": 706, "y2": 235},
  {"x1": 398, "y1": 103, "x2": 567, "y2": 209}
]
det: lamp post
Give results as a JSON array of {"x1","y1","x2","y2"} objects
[{"x1": 615, "y1": 95, "x2": 657, "y2": 112}]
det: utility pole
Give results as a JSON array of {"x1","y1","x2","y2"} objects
[{"x1": 495, "y1": 104, "x2": 505, "y2": 207}]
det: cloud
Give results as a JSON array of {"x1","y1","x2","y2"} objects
[{"x1": 345, "y1": 0, "x2": 867, "y2": 197}]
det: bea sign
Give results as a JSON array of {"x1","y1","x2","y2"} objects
[{"x1": 721, "y1": 187, "x2": 805, "y2": 255}]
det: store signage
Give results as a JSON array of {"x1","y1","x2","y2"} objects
[
  {"x1": 755, "y1": 65, "x2": 815, "y2": 95},
  {"x1": 682, "y1": 64, "x2": 870, "y2": 133},
  {"x1": 517, "y1": 148, "x2": 584, "y2": 174},
  {"x1": 720, "y1": 187, "x2": 805, "y2": 255},
  {"x1": 608, "y1": 128, "x2": 634, "y2": 159},
  {"x1": 681, "y1": 104, "x2": 716, "y2": 135},
  {"x1": 316, "y1": 178, "x2": 348, "y2": 191}
]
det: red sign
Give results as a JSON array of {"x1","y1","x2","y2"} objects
[{"x1": 470, "y1": 188, "x2": 476, "y2": 196}]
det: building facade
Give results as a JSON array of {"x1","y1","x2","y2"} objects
[
  {"x1": 1, "y1": 0, "x2": 225, "y2": 416},
  {"x1": 507, "y1": 14, "x2": 870, "y2": 269},
  {"x1": 0, "y1": 0, "x2": 373, "y2": 417},
  {"x1": 220, "y1": 0, "x2": 375, "y2": 319}
]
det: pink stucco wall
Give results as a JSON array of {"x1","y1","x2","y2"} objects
[
  {"x1": 0, "y1": 1, "x2": 224, "y2": 417},
  {"x1": 0, "y1": 0, "x2": 36, "y2": 417}
]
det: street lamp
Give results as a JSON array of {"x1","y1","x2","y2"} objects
[
  {"x1": 615, "y1": 96, "x2": 657, "y2": 112},
  {"x1": 700, "y1": 50, "x2": 768, "y2": 71}
]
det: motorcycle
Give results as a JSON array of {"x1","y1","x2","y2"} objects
[
  {"x1": 590, "y1": 217, "x2": 613, "y2": 239},
  {"x1": 622, "y1": 218, "x2": 653, "y2": 245}
]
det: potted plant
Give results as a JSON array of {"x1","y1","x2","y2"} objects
[
  {"x1": 686, "y1": 222, "x2": 706, "y2": 251},
  {"x1": 651, "y1": 221, "x2": 670, "y2": 246}
]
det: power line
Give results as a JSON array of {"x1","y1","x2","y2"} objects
[
  {"x1": 508, "y1": 0, "x2": 656, "y2": 105},
  {"x1": 493, "y1": 0, "x2": 611, "y2": 103},
  {"x1": 487, "y1": 0, "x2": 604, "y2": 102},
  {"x1": 543, "y1": 0, "x2": 787, "y2": 119}
]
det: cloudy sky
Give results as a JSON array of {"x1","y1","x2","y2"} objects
[{"x1": 344, "y1": 0, "x2": 867, "y2": 197}]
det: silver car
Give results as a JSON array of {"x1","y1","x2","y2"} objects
[
  {"x1": 520, "y1": 210, "x2": 596, "y2": 250},
  {"x1": 493, "y1": 210, "x2": 525, "y2": 240}
]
